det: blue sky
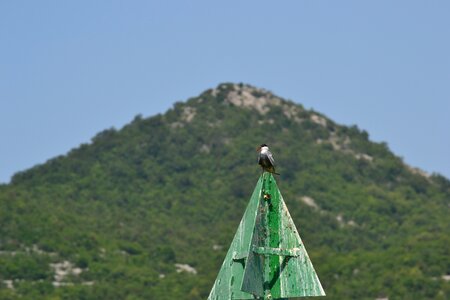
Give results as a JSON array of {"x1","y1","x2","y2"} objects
[{"x1": 1, "y1": 1, "x2": 449, "y2": 183}]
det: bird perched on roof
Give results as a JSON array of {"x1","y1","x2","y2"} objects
[{"x1": 257, "y1": 144, "x2": 280, "y2": 175}]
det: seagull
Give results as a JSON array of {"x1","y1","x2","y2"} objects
[{"x1": 257, "y1": 144, "x2": 280, "y2": 175}]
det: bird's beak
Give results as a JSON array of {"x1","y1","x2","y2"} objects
[{"x1": 256, "y1": 146, "x2": 261, "y2": 152}]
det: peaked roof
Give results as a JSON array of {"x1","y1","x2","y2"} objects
[{"x1": 208, "y1": 173, "x2": 325, "y2": 299}]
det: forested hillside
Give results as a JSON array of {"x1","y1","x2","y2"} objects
[{"x1": 1, "y1": 83, "x2": 449, "y2": 299}]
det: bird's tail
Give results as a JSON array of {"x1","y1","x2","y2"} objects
[
  {"x1": 261, "y1": 166, "x2": 280, "y2": 176},
  {"x1": 269, "y1": 166, "x2": 280, "y2": 175},
  {"x1": 267, "y1": 168, "x2": 280, "y2": 176}
]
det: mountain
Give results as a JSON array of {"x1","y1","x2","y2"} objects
[{"x1": 0, "y1": 83, "x2": 449, "y2": 300}]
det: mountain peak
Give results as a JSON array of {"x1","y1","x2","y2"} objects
[
  {"x1": 178, "y1": 82, "x2": 309, "y2": 128},
  {"x1": 206, "y1": 83, "x2": 286, "y2": 115}
]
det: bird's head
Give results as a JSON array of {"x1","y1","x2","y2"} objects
[{"x1": 257, "y1": 143, "x2": 269, "y2": 152}]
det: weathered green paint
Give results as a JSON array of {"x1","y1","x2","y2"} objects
[
  {"x1": 208, "y1": 173, "x2": 325, "y2": 299},
  {"x1": 267, "y1": 174, "x2": 282, "y2": 298},
  {"x1": 207, "y1": 177, "x2": 263, "y2": 300}
]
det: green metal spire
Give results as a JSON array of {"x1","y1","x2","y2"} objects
[{"x1": 208, "y1": 173, "x2": 325, "y2": 300}]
